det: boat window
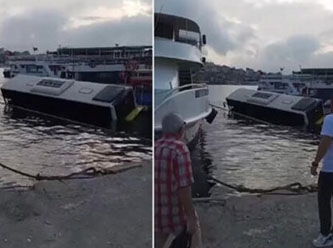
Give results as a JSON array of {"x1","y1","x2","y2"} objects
[
  {"x1": 291, "y1": 98, "x2": 317, "y2": 111},
  {"x1": 26, "y1": 64, "x2": 37, "y2": 73},
  {"x1": 155, "y1": 22, "x2": 173, "y2": 39},
  {"x1": 309, "y1": 89, "x2": 317, "y2": 97},
  {"x1": 178, "y1": 29, "x2": 200, "y2": 46},
  {"x1": 274, "y1": 82, "x2": 288, "y2": 89},
  {"x1": 252, "y1": 92, "x2": 273, "y2": 99},
  {"x1": 93, "y1": 86, "x2": 124, "y2": 103},
  {"x1": 292, "y1": 82, "x2": 305, "y2": 88},
  {"x1": 79, "y1": 88, "x2": 93, "y2": 94},
  {"x1": 37, "y1": 79, "x2": 66, "y2": 88}
]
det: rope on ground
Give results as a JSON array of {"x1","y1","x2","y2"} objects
[
  {"x1": 209, "y1": 176, "x2": 317, "y2": 195},
  {"x1": 0, "y1": 162, "x2": 142, "y2": 181}
]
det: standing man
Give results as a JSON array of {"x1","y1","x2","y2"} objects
[
  {"x1": 155, "y1": 112, "x2": 199, "y2": 248},
  {"x1": 312, "y1": 110, "x2": 333, "y2": 247}
]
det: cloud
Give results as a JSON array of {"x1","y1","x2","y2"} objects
[
  {"x1": 61, "y1": 15, "x2": 152, "y2": 47},
  {"x1": 0, "y1": 0, "x2": 152, "y2": 52},
  {"x1": 258, "y1": 35, "x2": 320, "y2": 69},
  {"x1": 155, "y1": 0, "x2": 333, "y2": 72},
  {"x1": 155, "y1": 0, "x2": 256, "y2": 56},
  {"x1": 0, "y1": 9, "x2": 66, "y2": 51}
]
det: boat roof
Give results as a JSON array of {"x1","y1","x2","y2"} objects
[
  {"x1": 298, "y1": 68, "x2": 333, "y2": 75},
  {"x1": 155, "y1": 13, "x2": 201, "y2": 33},
  {"x1": 227, "y1": 88, "x2": 321, "y2": 113},
  {"x1": 54, "y1": 46, "x2": 152, "y2": 56},
  {"x1": 2, "y1": 74, "x2": 132, "y2": 107}
]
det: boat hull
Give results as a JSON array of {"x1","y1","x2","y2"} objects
[
  {"x1": 226, "y1": 98, "x2": 305, "y2": 126},
  {"x1": 2, "y1": 90, "x2": 115, "y2": 128},
  {"x1": 184, "y1": 120, "x2": 202, "y2": 150},
  {"x1": 1, "y1": 75, "x2": 136, "y2": 129},
  {"x1": 226, "y1": 88, "x2": 324, "y2": 131}
]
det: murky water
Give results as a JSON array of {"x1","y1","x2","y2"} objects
[
  {"x1": 191, "y1": 85, "x2": 319, "y2": 197},
  {"x1": 0, "y1": 70, "x2": 151, "y2": 188}
]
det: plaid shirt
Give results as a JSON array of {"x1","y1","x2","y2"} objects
[{"x1": 154, "y1": 134, "x2": 194, "y2": 234}]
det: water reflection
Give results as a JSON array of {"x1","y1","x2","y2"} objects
[
  {"x1": 191, "y1": 128, "x2": 215, "y2": 197},
  {"x1": 190, "y1": 85, "x2": 319, "y2": 197},
  {"x1": 0, "y1": 103, "x2": 151, "y2": 188}
]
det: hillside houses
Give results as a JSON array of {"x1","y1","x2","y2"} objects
[{"x1": 195, "y1": 62, "x2": 264, "y2": 85}]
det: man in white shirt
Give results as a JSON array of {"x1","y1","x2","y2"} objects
[{"x1": 311, "y1": 113, "x2": 333, "y2": 247}]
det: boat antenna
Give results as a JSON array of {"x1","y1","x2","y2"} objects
[{"x1": 154, "y1": 0, "x2": 166, "y2": 31}]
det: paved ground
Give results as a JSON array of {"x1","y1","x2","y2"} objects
[
  {"x1": 196, "y1": 187, "x2": 320, "y2": 248},
  {"x1": 0, "y1": 161, "x2": 152, "y2": 248}
]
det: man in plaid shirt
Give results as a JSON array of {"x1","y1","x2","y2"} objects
[{"x1": 155, "y1": 112, "x2": 198, "y2": 248}]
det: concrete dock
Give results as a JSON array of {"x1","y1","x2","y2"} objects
[
  {"x1": 196, "y1": 187, "x2": 319, "y2": 248},
  {"x1": 0, "y1": 161, "x2": 152, "y2": 248}
]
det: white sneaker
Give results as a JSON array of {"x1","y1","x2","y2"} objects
[{"x1": 313, "y1": 233, "x2": 333, "y2": 247}]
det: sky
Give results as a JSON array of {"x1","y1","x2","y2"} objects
[
  {"x1": 0, "y1": 0, "x2": 152, "y2": 53},
  {"x1": 155, "y1": 0, "x2": 333, "y2": 73}
]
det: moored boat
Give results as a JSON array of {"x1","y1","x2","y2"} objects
[{"x1": 154, "y1": 13, "x2": 217, "y2": 146}]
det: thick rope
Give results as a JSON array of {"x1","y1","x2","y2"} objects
[
  {"x1": 209, "y1": 176, "x2": 317, "y2": 195},
  {"x1": 210, "y1": 103, "x2": 281, "y2": 126},
  {"x1": 0, "y1": 162, "x2": 140, "y2": 181}
]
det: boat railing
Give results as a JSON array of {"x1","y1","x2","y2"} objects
[
  {"x1": 7, "y1": 54, "x2": 152, "y2": 66},
  {"x1": 155, "y1": 83, "x2": 207, "y2": 107}
]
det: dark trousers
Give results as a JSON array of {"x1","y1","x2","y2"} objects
[
  {"x1": 318, "y1": 171, "x2": 333, "y2": 235},
  {"x1": 170, "y1": 227, "x2": 191, "y2": 248}
]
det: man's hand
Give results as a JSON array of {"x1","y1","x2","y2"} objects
[{"x1": 311, "y1": 161, "x2": 318, "y2": 176}]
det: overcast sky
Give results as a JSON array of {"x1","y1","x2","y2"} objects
[
  {"x1": 0, "y1": 0, "x2": 152, "y2": 53},
  {"x1": 155, "y1": 0, "x2": 333, "y2": 73}
]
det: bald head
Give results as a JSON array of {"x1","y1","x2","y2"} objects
[{"x1": 161, "y1": 112, "x2": 186, "y2": 134}]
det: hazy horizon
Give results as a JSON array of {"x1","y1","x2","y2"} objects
[
  {"x1": 0, "y1": 0, "x2": 152, "y2": 53},
  {"x1": 155, "y1": 0, "x2": 333, "y2": 74}
]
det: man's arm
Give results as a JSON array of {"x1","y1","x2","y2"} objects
[
  {"x1": 313, "y1": 135, "x2": 332, "y2": 165},
  {"x1": 312, "y1": 115, "x2": 333, "y2": 175},
  {"x1": 178, "y1": 186, "x2": 196, "y2": 219},
  {"x1": 178, "y1": 186, "x2": 196, "y2": 234},
  {"x1": 312, "y1": 135, "x2": 332, "y2": 176},
  {"x1": 174, "y1": 145, "x2": 196, "y2": 234}
]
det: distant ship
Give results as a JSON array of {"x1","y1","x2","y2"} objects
[{"x1": 3, "y1": 46, "x2": 152, "y2": 107}]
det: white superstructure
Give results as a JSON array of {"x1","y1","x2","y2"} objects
[
  {"x1": 5, "y1": 55, "x2": 72, "y2": 78},
  {"x1": 257, "y1": 74, "x2": 309, "y2": 96},
  {"x1": 154, "y1": 13, "x2": 216, "y2": 145}
]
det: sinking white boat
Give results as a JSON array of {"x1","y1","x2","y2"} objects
[
  {"x1": 226, "y1": 88, "x2": 324, "y2": 130},
  {"x1": 1, "y1": 74, "x2": 136, "y2": 128}
]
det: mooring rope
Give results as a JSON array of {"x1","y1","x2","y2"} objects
[
  {"x1": 210, "y1": 103, "x2": 280, "y2": 126},
  {"x1": 0, "y1": 161, "x2": 141, "y2": 182},
  {"x1": 209, "y1": 176, "x2": 317, "y2": 195}
]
